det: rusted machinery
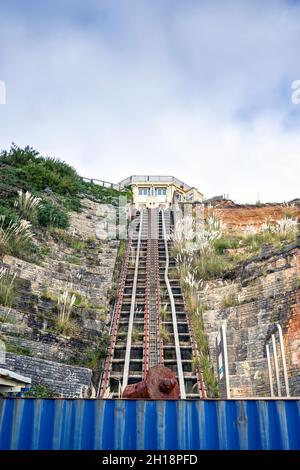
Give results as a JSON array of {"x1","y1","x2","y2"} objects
[{"x1": 122, "y1": 365, "x2": 180, "y2": 399}]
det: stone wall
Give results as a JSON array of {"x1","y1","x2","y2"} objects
[
  {"x1": 201, "y1": 240, "x2": 300, "y2": 397},
  {"x1": 1, "y1": 353, "x2": 92, "y2": 398},
  {"x1": 0, "y1": 197, "x2": 119, "y2": 397}
]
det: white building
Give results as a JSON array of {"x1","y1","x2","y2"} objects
[{"x1": 118, "y1": 175, "x2": 203, "y2": 210}]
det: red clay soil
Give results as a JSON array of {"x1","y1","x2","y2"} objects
[{"x1": 205, "y1": 200, "x2": 300, "y2": 230}]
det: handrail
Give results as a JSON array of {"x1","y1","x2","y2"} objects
[
  {"x1": 161, "y1": 210, "x2": 186, "y2": 399},
  {"x1": 122, "y1": 210, "x2": 144, "y2": 388}
]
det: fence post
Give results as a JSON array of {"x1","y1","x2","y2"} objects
[
  {"x1": 266, "y1": 344, "x2": 274, "y2": 397},
  {"x1": 276, "y1": 324, "x2": 290, "y2": 397}
]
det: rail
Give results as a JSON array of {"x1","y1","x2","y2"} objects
[
  {"x1": 118, "y1": 175, "x2": 192, "y2": 191},
  {"x1": 122, "y1": 210, "x2": 144, "y2": 388},
  {"x1": 161, "y1": 210, "x2": 186, "y2": 399}
]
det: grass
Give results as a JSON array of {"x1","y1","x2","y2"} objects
[
  {"x1": 160, "y1": 326, "x2": 171, "y2": 343},
  {"x1": 53, "y1": 318, "x2": 77, "y2": 336},
  {"x1": 191, "y1": 313, "x2": 219, "y2": 397},
  {"x1": 194, "y1": 249, "x2": 234, "y2": 281},
  {"x1": 0, "y1": 268, "x2": 16, "y2": 308},
  {"x1": 48, "y1": 228, "x2": 85, "y2": 250},
  {"x1": 4, "y1": 341, "x2": 33, "y2": 357},
  {"x1": 221, "y1": 293, "x2": 239, "y2": 309},
  {"x1": 72, "y1": 335, "x2": 110, "y2": 373},
  {"x1": 54, "y1": 290, "x2": 77, "y2": 336},
  {"x1": 160, "y1": 305, "x2": 168, "y2": 320},
  {"x1": 131, "y1": 327, "x2": 143, "y2": 343},
  {"x1": 66, "y1": 255, "x2": 82, "y2": 265}
]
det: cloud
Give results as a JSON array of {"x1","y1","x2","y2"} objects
[{"x1": 0, "y1": 0, "x2": 300, "y2": 202}]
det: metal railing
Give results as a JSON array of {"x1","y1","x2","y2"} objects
[{"x1": 118, "y1": 175, "x2": 192, "y2": 191}]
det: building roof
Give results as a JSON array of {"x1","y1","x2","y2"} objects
[
  {"x1": 118, "y1": 175, "x2": 193, "y2": 191},
  {"x1": 0, "y1": 368, "x2": 31, "y2": 384}
]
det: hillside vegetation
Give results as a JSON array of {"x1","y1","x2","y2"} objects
[{"x1": 0, "y1": 144, "x2": 131, "y2": 261}]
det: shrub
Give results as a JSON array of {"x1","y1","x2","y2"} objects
[
  {"x1": 213, "y1": 236, "x2": 240, "y2": 254},
  {"x1": 37, "y1": 201, "x2": 69, "y2": 229},
  {"x1": 0, "y1": 206, "x2": 18, "y2": 227},
  {"x1": 23, "y1": 383, "x2": 56, "y2": 398}
]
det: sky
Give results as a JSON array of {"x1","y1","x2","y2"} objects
[{"x1": 0, "y1": 0, "x2": 300, "y2": 203}]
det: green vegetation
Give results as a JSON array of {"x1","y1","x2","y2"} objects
[
  {"x1": 191, "y1": 314, "x2": 219, "y2": 397},
  {"x1": 0, "y1": 144, "x2": 132, "y2": 260},
  {"x1": 160, "y1": 326, "x2": 171, "y2": 343},
  {"x1": 37, "y1": 201, "x2": 69, "y2": 229},
  {"x1": 4, "y1": 340, "x2": 33, "y2": 357},
  {"x1": 47, "y1": 228, "x2": 85, "y2": 250},
  {"x1": 0, "y1": 269, "x2": 16, "y2": 308},
  {"x1": 75, "y1": 335, "x2": 109, "y2": 369},
  {"x1": 23, "y1": 383, "x2": 56, "y2": 398},
  {"x1": 221, "y1": 293, "x2": 239, "y2": 309},
  {"x1": 160, "y1": 305, "x2": 168, "y2": 320},
  {"x1": 53, "y1": 290, "x2": 77, "y2": 336},
  {"x1": 131, "y1": 327, "x2": 143, "y2": 343},
  {"x1": 110, "y1": 239, "x2": 127, "y2": 302},
  {"x1": 66, "y1": 255, "x2": 82, "y2": 265}
]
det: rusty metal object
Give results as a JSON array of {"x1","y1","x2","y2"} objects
[{"x1": 122, "y1": 365, "x2": 180, "y2": 399}]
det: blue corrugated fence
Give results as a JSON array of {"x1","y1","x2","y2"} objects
[{"x1": 0, "y1": 399, "x2": 299, "y2": 450}]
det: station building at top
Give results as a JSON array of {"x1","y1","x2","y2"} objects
[{"x1": 118, "y1": 175, "x2": 203, "y2": 210}]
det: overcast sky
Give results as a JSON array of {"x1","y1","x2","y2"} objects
[{"x1": 0, "y1": 0, "x2": 300, "y2": 202}]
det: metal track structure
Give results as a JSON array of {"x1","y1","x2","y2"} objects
[
  {"x1": 122, "y1": 210, "x2": 144, "y2": 388},
  {"x1": 161, "y1": 210, "x2": 185, "y2": 398},
  {"x1": 99, "y1": 208, "x2": 205, "y2": 398}
]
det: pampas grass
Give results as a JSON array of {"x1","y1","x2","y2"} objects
[
  {"x1": 0, "y1": 267, "x2": 16, "y2": 308},
  {"x1": 55, "y1": 290, "x2": 76, "y2": 335},
  {"x1": 0, "y1": 215, "x2": 33, "y2": 253},
  {"x1": 15, "y1": 190, "x2": 41, "y2": 222}
]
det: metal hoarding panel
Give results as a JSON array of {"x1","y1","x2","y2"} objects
[{"x1": 0, "y1": 399, "x2": 299, "y2": 450}]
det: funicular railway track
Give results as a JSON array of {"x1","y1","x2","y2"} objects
[{"x1": 99, "y1": 208, "x2": 206, "y2": 398}]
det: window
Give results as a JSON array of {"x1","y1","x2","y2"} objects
[
  {"x1": 155, "y1": 187, "x2": 167, "y2": 196},
  {"x1": 138, "y1": 187, "x2": 149, "y2": 196}
]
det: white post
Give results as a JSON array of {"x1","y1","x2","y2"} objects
[
  {"x1": 271, "y1": 334, "x2": 281, "y2": 397},
  {"x1": 276, "y1": 324, "x2": 290, "y2": 397},
  {"x1": 266, "y1": 344, "x2": 274, "y2": 397},
  {"x1": 222, "y1": 324, "x2": 230, "y2": 399}
]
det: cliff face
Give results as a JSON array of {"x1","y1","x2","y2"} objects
[
  {"x1": 205, "y1": 199, "x2": 300, "y2": 231},
  {"x1": 199, "y1": 233, "x2": 300, "y2": 397},
  {"x1": 0, "y1": 198, "x2": 118, "y2": 397}
]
